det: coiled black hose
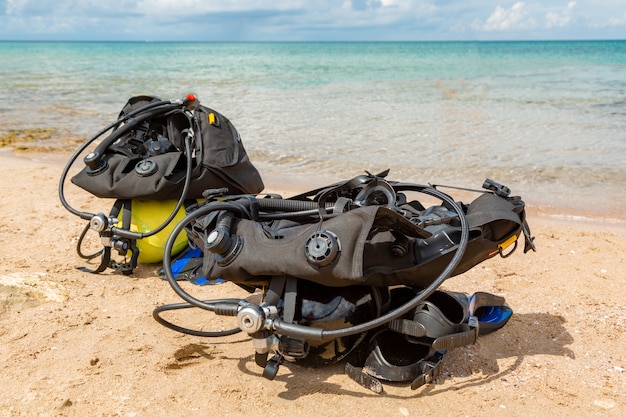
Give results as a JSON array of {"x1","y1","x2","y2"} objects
[
  {"x1": 58, "y1": 99, "x2": 183, "y2": 220},
  {"x1": 156, "y1": 185, "x2": 469, "y2": 343},
  {"x1": 58, "y1": 99, "x2": 194, "y2": 241}
]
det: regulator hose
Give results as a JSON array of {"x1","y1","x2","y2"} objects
[
  {"x1": 255, "y1": 198, "x2": 336, "y2": 220},
  {"x1": 110, "y1": 133, "x2": 194, "y2": 240},
  {"x1": 160, "y1": 201, "x2": 246, "y2": 312},
  {"x1": 58, "y1": 97, "x2": 195, "y2": 241},
  {"x1": 271, "y1": 186, "x2": 469, "y2": 342},
  {"x1": 152, "y1": 300, "x2": 243, "y2": 337},
  {"x1": 156, "y1": 185, "x2": 469, "y2": 343},
  {"x1": 58, "y1": 99, "x2": 182, "y2": 220}
]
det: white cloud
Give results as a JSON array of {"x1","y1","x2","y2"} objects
[
  {"x1": 607, "y1": 12, "x2": 626, "y2": 26},
  {"x1": 1, "y1": 0, "x2": 625, "y2": 41},
  {"x1": 134, "y1": 0, "x2": 304, "y2": 17},
  {"x1": 545, "y1": 1, "x2": 576, "y2": 28},
  {"x1": 6, "y1": 0, "x2": 42, "y2": 15},
  {"x1": 472, "y1": 2, "x2": 536, "y2": 32}
]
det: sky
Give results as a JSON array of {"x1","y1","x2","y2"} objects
[{"x1": 1, "y1": 0, "x2": 625, "y2": 41}]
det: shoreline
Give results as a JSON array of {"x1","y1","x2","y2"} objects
[{"x1": 5, "y1": 146, "x2": 626, "y2": 226}]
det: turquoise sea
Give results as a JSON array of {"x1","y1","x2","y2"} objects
[{"x1": 1, "y1": 41, "x2": 625, "y2": 219}]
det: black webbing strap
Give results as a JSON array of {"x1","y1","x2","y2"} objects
[
  {"x1": 259, "y1": 276, "x2": 299, "y2": 379},
  {"x1": 345, "y1": 362, "x2": 384, "y2": 394},
  {"x1": 108, "y1": 200, "x2": 139, "y2": 274},
  {"x1": 120, "y1": 199, "x2": 131, "y2": 231},
  {"x1": 283, "y1": 277, "x2": 298, "y2": 324},
  {"x1": 264, "y1": 275, "x2": 298, "y2": 324},
  {"x1": 78, "y1": 246, "x2": 110, "y2": 274},
  {"x1": 264, "y1": 276, "x2": 286, "y2": 306},
  {"x1": 410, "y1": 351, "x2": 445, "y2": 390},
  {"x1": 431, "y1": 317, "x2": 479, "y2": 351}
]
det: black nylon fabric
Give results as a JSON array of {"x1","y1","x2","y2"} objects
[
  {"x1": 198, "y1": 192, "x2": 524, "y2": 288},
  {"x1": 71, "y1": 96, "x2": 264, "y2": 200}
]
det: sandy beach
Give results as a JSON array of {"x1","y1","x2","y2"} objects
[{"x1": 0, "y1": 149, "x2": 624, "y2": 417}]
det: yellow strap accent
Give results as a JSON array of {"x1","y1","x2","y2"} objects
[
  {"x1": 499, "y1": 234, "x2": 518, "y2": 251},
  {"x1": 208, "y1": 113, "x2": 218, "y2": 126}
]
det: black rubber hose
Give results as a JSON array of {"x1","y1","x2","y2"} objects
[
  {"x1": 76, "y1": 222, "x2": 103, "y2": 260},
  {"x1": 256, "y1": 198, "x2": 326, "y2": 212},
  {"x1": 58, "y1": 99, "x2": 181, "y2": 220},
  {"x1": 110, "y1": 132, "x2": 194, "y2": 240},
  {"x1": 272, "y1": 185, "x2": 469, "y2": 341},
  {"x1": 255, "y1": 198, "x2": 337, "y2": 220},
  {"x1": 153, "y1": 301, "x2": 242, "y2": 337},
  {"x1": 160, "y1": 201, "x2": 248, "y2": 312},
  {"x1": 215, "y1": 210, "x2": 234, "y2": 231},
  {"x1": 157, "y1": 186, "x2": 469, "y2": 344},
  {"x1": 89, "y1": 104, "x2": 180, "y2": 166}
]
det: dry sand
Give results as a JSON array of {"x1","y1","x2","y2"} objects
[{"x1": 0, "y1": 150, "x2": 624, "y2": 416}]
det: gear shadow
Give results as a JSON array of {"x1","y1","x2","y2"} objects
[
  {"x1": 409, "y1": 311, "x2": 575, "y2": 398},
  {"x1": 233, "y1": 311, "x2": 574, "y2": 399},
  {"x1": 423, "y1": 312, "x2": 570, "y2": 396}
]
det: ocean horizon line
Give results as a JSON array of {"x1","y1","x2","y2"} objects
[{"x1": 1, "y1": 39, "x2": 625, "y2": 44}]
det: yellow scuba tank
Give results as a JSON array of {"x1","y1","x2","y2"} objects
[{"x1": 117, "y1": 200, "x2": 189, "y2": 264}]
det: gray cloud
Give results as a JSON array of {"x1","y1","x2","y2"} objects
[{"x1": 1, "y1": 0, "x2": 625, "y2": 40}]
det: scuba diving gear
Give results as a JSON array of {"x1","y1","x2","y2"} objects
[
  {"x1": 59, "y1": 94, "x2": 264, "y2": 273},
  {"x1": 154, "y1": 171, "x2": 535, "y2": 391},
  {"x1": 157, "y1": 246, "x2": 223, "y2": 286},
  {"x1": 189, "y1": 178, "x2": 528, "y2": 288},
  {"x1": 346, "y1": 288, "x2": 512, "y2": 392},
  {"x1": 71, "y1": 94, "x2": 264, "y2": 200},
  {"x1": 116, "y1": 199, "x2": 189, "y2": 264},
  {"x1": 469, "y1": 291, "x2": 513, "y2": 335}
]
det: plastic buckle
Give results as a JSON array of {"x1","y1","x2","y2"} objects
[
  {"x1": 410, "y1": 352, "x2": 445, "y2": 390},
  {"x1": 262, "y1": 353, "x2": 283, "y2": 381},
  {"x1": 482, "y1": 179, "x2": 511, "y2": 197}
]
